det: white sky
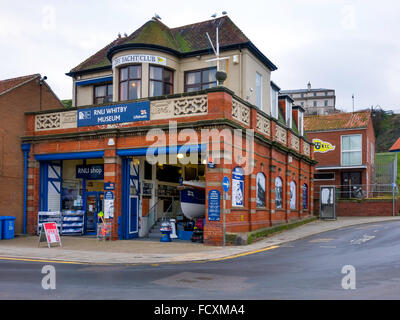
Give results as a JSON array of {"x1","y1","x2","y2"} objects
[{"x1": 1, "y1": 0, "x2": 399, "y2": 112}]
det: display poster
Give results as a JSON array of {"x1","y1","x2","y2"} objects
[
  {"x1": 256, "y1": 173, "x2": 266, "y2": 207},
  {"x1": 104, "y1": 191, "x2": 114, "y2": 219},
  {"x1": 39, "y1": 222, "x2": 62, "y2": 248},
  {"x1": 232, "y1": 167, "x2": 244, "y2": 207},
  {"x1": 303, "y1": 184, "x2": 308, "y2": 209},
  {"x1": 290, "y1": 181, "x2": 296, "y2": 209},
  {"x1": 208, "y1": 189, "x2": 221, "y2": 221}
]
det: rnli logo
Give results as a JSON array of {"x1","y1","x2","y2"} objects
[{"x1": 313, "y1": 139, "x2": 335, "y2": 153}]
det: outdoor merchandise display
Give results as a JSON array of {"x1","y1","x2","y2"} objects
[
  {"x1": 190, "y1": 218, "x2": 204, "y2": 243},
  {"x1": 61, "y1": 210, "x2": 84, "y2": 235}
]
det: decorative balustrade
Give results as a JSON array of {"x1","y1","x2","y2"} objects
[
  {"x1": 275, "y1": 123, "x2": 287, "y2": 145},
  {"x1": 35, "y1": 111, "x2": 77, "y2": 131},
  {"x1": 150, "y1": 94, "x2": 207, "y2": 120},
  {"x1": 291, "y1": 134, "x2": 300, "y2": 152},
  {"x1": 303, "y1": 142, "x2": 311, "y2": 156},
  {"x1": 232, "y1": 99, "x2": 250, "y2": 126},
  {"x1": 256, "y1": 114, "x2": 271, "y2": 136}
]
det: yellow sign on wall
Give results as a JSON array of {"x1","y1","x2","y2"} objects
[{"x1": 313, "y1": 139, "x2": 335, "y2": 153}]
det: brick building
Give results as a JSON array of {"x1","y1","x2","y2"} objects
[
  {"x1": 304, "y1": 111, "x2": 375, "y2": 200},
  {"x1": 0, "y1": 74, "x2": 64, "y2": 234},
  {"x1": 22, "y1": 16, "x2": 316, "y2": 245}
]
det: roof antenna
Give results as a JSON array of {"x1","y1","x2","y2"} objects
[{"x1": 205, "y1": 15, "x2": 229, "y2": 85}]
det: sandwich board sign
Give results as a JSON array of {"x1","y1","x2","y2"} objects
[{"x1": 38, "y1": 222, "x2": 62, "y2": 248}]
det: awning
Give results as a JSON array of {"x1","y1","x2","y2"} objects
[
  {"x1": 35, "y1": 151, "x2": 104, "y2": 161},
  {"x1": 117, "y1": 144, "x2": 206, "y2": 157}
]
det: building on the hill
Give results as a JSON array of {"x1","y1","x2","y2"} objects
[{"x1": 281, "y1": 82, "x2": 336, "y2": 116}]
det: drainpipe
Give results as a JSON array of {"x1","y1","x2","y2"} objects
[{"x1": 21, "y1": 143, "x2": 31, "y2": 234}]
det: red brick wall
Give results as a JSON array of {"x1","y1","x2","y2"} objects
[
  {"x1": 25, "y1": 90, "x2": 316, "y2": 245},
  {"x1": 0, "y1": 78, "x2": 63, "y2": 233},
  {"x1": 337, "y1": 199, "x2": 399, "y2": 216}
]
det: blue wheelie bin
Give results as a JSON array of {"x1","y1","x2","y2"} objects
[
  {"x1": 0, "y1": 217, "x2": 2, "y2": 240},
  {"x1": 1, "y1": 216, "x2": 16, "y2": 240}
]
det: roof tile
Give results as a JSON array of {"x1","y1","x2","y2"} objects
[
  {"x1": 0, "y1": 74, "x2": 40, "y2": 95},
  {"x1": 304, "y1": 111, "x2": 371, "y2": 132}
]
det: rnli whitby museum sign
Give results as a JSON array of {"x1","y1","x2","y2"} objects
[
  {"x1": 312, "y1": 138, "x2": 335, "y2": 153},
  {"x1": 112, "y1": 54, "x2": 167, "y2": 69},
  {"x1": 77, "y1": 101, "x2": 150, "y2": 127}
]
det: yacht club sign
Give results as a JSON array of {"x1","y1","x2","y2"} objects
[
  {"x1": 112, "y1": 54, "x2": 167, "y2": 69},
  {"x1": 312, "y1": 138, "x2": 335, "y2": 153}
]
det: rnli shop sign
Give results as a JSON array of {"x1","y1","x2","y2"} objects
[
  {"x1": 112, "y1": 54, "x2": 167, "y2": 69},
  {"x1": 77, "y1": 101, "x2": 150, "y2": 127}
]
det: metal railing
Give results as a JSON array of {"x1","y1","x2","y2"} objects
[
  {"x1": 314, "y1": 184, "x2": 399, "y2": 200},
  {"x1": 146, "y1": 199, "x2": 162, "y2": 234}
]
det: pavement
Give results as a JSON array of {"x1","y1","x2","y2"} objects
[{"x1": 1, "y1": 216, "x2": 400, "y2": 265}]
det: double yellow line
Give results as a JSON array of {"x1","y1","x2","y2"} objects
[{"x1": 0, "y1": 245, "x2": 279, "y2": 265}]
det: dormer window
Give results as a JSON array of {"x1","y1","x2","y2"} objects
[
  {"x1": 119, "y1": 65, "x2": 141, "y2": 101},
  {"x1": 286, "y1": 100, "x2": 292, "y2": 128}
]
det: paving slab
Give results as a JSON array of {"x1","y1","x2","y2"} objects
[{"x1": 0, "y1": 216, "x2": 399, "y2": 264}]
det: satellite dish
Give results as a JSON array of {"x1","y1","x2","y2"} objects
[
  {"x1": 211, "y1": 13, "x2": 217, "y2": 18},
  {"x1": 222, "y1": 11, "x2": 227, "y2": 15},
  {"x1": 154, "y1": 13, "x2": 161, "y2": 20}
]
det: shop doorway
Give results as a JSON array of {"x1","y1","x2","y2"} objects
[
  {"x1": 85, "y1": 191, "x2": 104, "y2": 235},
  {"x1": 127, "y1": 196, "x2": 138, "y2": 239}
]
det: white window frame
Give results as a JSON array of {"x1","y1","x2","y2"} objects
[
  {"x1": 371, "y1": 142, "x2": 374, "y2": 164},
  {"x1": 298, "y1": 111, "x2": 304, "y2": 136},
  {"x1": 341, "y1": 134, "x2": 362, "y2": 166},
  {"x1": 270, "y1": 85, "x2": 278, "y2": 119},
  {"x1": 285, "y1": 99, "x2": 292, "y2": 128},
  {"x1": 255, "y1": 72, "x2": 262, "y2": 109}
]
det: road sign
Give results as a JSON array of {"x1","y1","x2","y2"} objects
[{"x1": 222, "y1": 176, "x2": 230, "y2": 192}]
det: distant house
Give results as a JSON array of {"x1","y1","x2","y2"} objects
[
  {"x1": 304, "y1": 111, "x2": 375, "y2": 199},
  {"x1": 0, "y1": 74, "x2": 63, "y2": 234},
  {"x1": 281, "y1": 82, "x2": 336, "y2": 116}
]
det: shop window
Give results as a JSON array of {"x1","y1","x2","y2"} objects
[
  {"x1": 144, "y1": 161, "x2": 152, "y2": 180},
  {"x1": 232, "y1": 167, "x2": 244, "y2": 207},
  {"x1": 302, "y1": 183, "x2": 308, "y2": 209},
  {"x1": 275, "y1": 177, "x2": 283, "y2": 209},
  {"x1": 290, "y1": 180, "x2": 296, "y2": 210},
  {"x1": 94, "y1": 83, "x2": 113, "y2": 104},
  {"x1": 149, "y1": 65, "x2": 173, "y2": 97},
  {"x1": 184, "y1": 67, "x2": 216, "y2": 92},
  {"x1": 256, "y1": 172, "x2": 266, "y2": 207},
  {"x1": 156, "y1": 164, "x2": 180, "y2": 183},
  {"x1": 119, "y1": 65, "x2": 141, "y2": 101},
  {"x1": 341, "y1": 134, "x2": 362, "y2": 166}
]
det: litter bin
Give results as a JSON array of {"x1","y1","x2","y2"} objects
[
  {"x1": 160, "y1": 221, "x2": 172, "y2": 242},
  {"x1": 1, "y1": 216, "x2": 16, "y2": 240}
]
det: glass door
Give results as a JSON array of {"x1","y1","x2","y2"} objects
[{"x1": 85, "y1": 192, "x2": 103, "y2": 235}]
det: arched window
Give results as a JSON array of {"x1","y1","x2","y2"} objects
[
  {"x1": 256, "y1": 172, "x2": 266, "y2": 207},
  {"x1": 303, "y1": 183, "x2": 308, "y2": 209},
  {"x1": 290, "y1": 181, "x2": 296, "y2": 210},
  {"x1": 232, "y1": 167, "x2": 244, "y2": 207},
  {"x1": 275, "y1": 177, "x2": 283, "y2": 209}
]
